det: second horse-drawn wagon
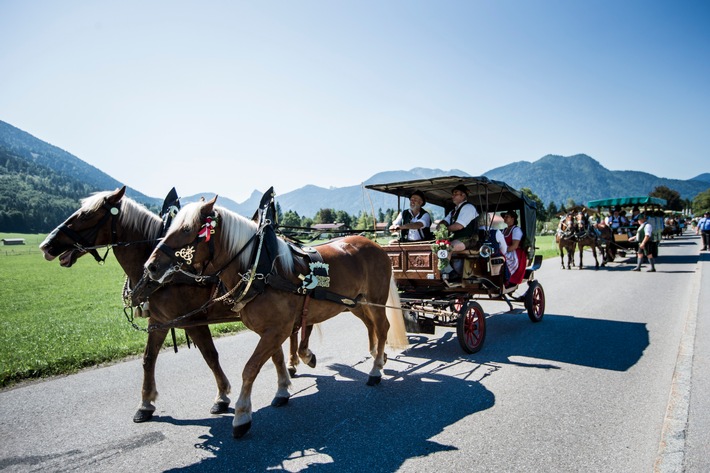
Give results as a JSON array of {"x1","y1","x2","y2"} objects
[
  {"x1": 366, "y1": 176, "x2": 545, "y2": 354},
  {"x1": 586, "y1": 196, "x2": 667, "y2": 259}
]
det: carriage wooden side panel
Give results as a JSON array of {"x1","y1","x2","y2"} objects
[{"x1": 382, "y1": 242, "x2": 441, "y2": 281}]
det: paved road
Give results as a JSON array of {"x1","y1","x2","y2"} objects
[{"x1": 1, "y1": 233, "x2": 708, "y2": 472}]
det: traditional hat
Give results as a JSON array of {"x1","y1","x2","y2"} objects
[
  {"x1": 451, "y1": 184, "x2": 469, "y2": 195},
  {"x1": 410, "y1": 190, "x2": 426, "y2": 206}
]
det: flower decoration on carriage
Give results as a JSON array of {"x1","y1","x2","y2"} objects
[
  {"x1": 198, "y1": 215, "x2": 219, "y2": 242},
  {"x1": 431, "y1": 226, "x2": 453, "y2": 271}
]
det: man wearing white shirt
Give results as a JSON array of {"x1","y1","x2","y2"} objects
[{"x1": 440, "y1": 184, "x2": 479, "y2": 251}]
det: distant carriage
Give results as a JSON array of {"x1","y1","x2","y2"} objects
[{"x1": 587, "y1": 196, "x2": 667, "y2": 260}]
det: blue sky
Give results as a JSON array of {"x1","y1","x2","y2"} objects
[{"x1": 1, "y1": 0, "x2": 708, "y2": 202}]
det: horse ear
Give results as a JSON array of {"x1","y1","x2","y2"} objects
[
  {"x1": 109, "y1": 186, "x2": 126, "y2": 203},
  {"x1": 200, "y1": 196, "x2": 218, "y2": 216}
]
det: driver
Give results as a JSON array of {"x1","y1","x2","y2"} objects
[{"x1": 389, "y1": 190, "x2": 433, "y2": 242}]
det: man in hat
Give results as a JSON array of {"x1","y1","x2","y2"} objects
[
  {"x1": 389, "y1": 190, "x2": 433, "y2": 242},
  {"x1": 439, "y1": 184, "x2": 479, "y2": 252},
  {"x1": 628, "y1": 213, "x2": 657, "y2": 272},
  {"x1": 605, "y1": 206, "x2": 626, "y2": 233},
  {"x1": 697, "y1": 211, "x2": 710, "y2": 251}
]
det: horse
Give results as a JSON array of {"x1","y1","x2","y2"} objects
[
  {"x1": 556, "y1": 215, "x2": 576, "y2": 269},
  {"x1": 572, "y1": 225, "x2": 602, "y2": 269},
  {"x1": 595, "y1": 223, "x2": 616, "y2": 263},
  {"x1": 38, "y1": 186, "x2": 314, "y2": 423},
  {"x1": 140, "y1": 196, "x2": 408, "y2": 438}
]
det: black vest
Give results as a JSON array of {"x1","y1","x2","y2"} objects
[
  {"x1": 400, "y1": 209, "x2": 433, "y2": 241},
  {"x1": 449, "y1": 202, "x2": 477, "y2": 240}
]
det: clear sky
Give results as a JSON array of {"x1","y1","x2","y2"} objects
[{"x1": 2, "y1": 0, "x2": 708, "y2": 202}]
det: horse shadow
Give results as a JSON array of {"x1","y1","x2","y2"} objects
[{"x1": 161, "y1": 351, "x2": 495, "y2": 472}]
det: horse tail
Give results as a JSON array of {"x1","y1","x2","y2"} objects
[{"x1": 385, "y1": 275, "x2": 409, "y2": 350}]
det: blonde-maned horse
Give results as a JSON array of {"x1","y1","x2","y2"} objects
[
  {"x1": 39, "y1": 187, "x2": 313, "y2": 423},
  {"x1": 142, "y1": 197, "x2": 408, "y2": 438}
]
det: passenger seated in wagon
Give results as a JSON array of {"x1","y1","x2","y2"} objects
[
  {"x1": 388, "y1": 190, "x2": 433, "y2": 243},
  {"x1": 437, "y1": 184, "x2": 479, "y2": 281},
  {"x1": 501, "y1": 210, "x2": 527, "y2": 286}
]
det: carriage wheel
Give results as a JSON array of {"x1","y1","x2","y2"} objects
[
  {"x1": 456, "y1": 301, "x2": 486, "y2": 354},
  {"x1": 524, "y1": 281, "x2": 545, "y2": 323}
]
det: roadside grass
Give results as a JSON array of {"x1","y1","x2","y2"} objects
[
  {"x1": 0, "y1": 233, "x2": 244, "y2": 389},
  {"x1": 1, "y1": 232, "x2": 560, "y2": 389}
]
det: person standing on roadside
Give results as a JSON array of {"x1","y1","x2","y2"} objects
[
  {"x1": 629, "y1": 214, "x2": 657, "y2": 272},
  {"x1": 696, "y1": 211, "x2": 710, "y2": 251}
]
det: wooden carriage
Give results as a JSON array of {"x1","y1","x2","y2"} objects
[{"x1": 366, "y1": 176, "x2": 545, "y2": 354}]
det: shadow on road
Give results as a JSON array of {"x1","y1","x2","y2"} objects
[
  {"x1": 461, "y1": 311, "x2": 649, "y2": 372},
  {"x1": 159, "y1": 358, "x2": 495, "y2": 472}
]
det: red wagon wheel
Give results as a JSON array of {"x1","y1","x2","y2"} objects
[
  {"x1": 524, "y1": 281, "x2": 545, "y2": 323},
  {"x1": 456, "y1": 300, "x2": 486, "y2": 354}
]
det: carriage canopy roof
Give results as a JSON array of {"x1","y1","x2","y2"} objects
[
  {"x1": 366, "y1": 175, "x2": 538, "y2": 250},
  {"x1": 587, "y1": 196, "x2": 667, "y2": 208}
]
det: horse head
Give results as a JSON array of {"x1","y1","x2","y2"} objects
[
  {"x1": 40, "y1": 186, "x2": 128, "y2": 267},
  {"x1": 144, "y1": 196, "x2": 225, "y2": 284}
]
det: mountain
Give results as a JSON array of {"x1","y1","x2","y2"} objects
[
  {"x1": 484, "y1": 154, "x2": 710, "y2": 207},
  {"x1": 2, "y1": 119, "x2": 709, "y2": 232},
  {"x1": 0, "y1": 121, "x2": 157, "y2": 205},
  {"x1": 691, "y1": 173, "x2": 710, "y2": 184}
]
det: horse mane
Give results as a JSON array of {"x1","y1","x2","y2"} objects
[
  {"x1": 171, "y1": 202, "x2": 294, "y2": 275},
  {"x1": 80, "y1": 191, "x2": 163, "y2": 241}
]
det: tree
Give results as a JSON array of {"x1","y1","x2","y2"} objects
[
  {"x1": 521, "y1": 187, "x2": 546, "y2": 222},
  {"x1": 546, "y1": 201, "x2": 559, "y2": 220},
  {"x1": 692, "y1": 188, "x2": 710, "y2": 215},
  {"x1": 275, "y1": 202, "x2": 284, "y2": 225},
  {"x1": 650, "y1": 185, "x2": 682, "y2": 211},
  {"x1": 313, "y1": 208, "x2": 336, "y2": 224},
  {"x1": 334, "y1": 210, "x2": 352, "y2": 228},
  {"x1": 354, "y1": 211, "x2": 374, "y2": 230},
  {"x1": 282, "y1": 210, "x2": 301, "y2": 228}
]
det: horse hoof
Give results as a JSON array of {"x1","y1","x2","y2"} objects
[
  {"x1": 133, "y1": 409, "x2": 154, "y2": 423},
  {"x1": 306, "y1": 354, "x2": 317, "y2": 368},
  {"x1": 271, "y1": 396, "x2": 290, "y2": 407},
  {"x1": 288, "y1": 367, "x2": 297, "y2": 377},
  {"x1": 366, "y1": 375, "x2": 381, "y2": 386},
  {"x1": 210, "y1": 401, "x2": 230, "y2": 415},
  {"x1": 233, "y1": 421, "x2": 252, "y2": 439}
]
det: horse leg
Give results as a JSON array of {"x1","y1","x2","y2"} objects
[
  {"x1": 591, "y1": 244, "x2": 600, "y2": 269},
  {"x1": 185, "y1": 325, "x2": 231, "y2": 415},
  {"x1": 287, "y1": 325, "x2": 316, "y2": 377},
  {"x1": 578, "y1": 245, "x2": 584, "y2": 269},
  {"x1": 287, "y1": 331, "x2": 299, "y2": 377},
  {"x1": 559, "y1": 246, "x2": 566, "y2": 269},
  {"x1": 298, "y1": 325, "x2": 316, "y2": 368},
  {"x1": 233, "y1": 331, "x2": 291, "y2": 439},
  {"x1": 270, "y1": 346, "x2": 291, "y2": 408},
  {"x1": 352, "y1": 306, "x2": 388, "y2": 386},
  {"x1": 134, "y1": 328, "x2": 168, "y2": 423}
]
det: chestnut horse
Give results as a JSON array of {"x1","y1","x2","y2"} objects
[
  {"x1": 39, "y1": 187, "x2": 313, "y2": 423},
  {"x1": 141, "y1": 197, "x2": 408, "y2": 438},
  {"x1": 556, "y1": 214, "x2": 576, "y2": 269},
  {"x1": 572, "y1": 214, "x2": 604, "y2": 269}
]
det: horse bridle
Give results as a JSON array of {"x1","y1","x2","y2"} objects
[
  {"x1": 153, "y1": 213, "x2": 257, "y2": 278},
  {"x1": 51, "y1": 200, "x2": 122, "y2": 263}
]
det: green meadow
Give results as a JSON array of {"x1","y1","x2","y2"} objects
[
  {"x1": 0, "y1": 233, "x2": 558, "y2": 389},
  {"x1": 0, "y1": 233, "x2": 244, "y2": 388}
]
